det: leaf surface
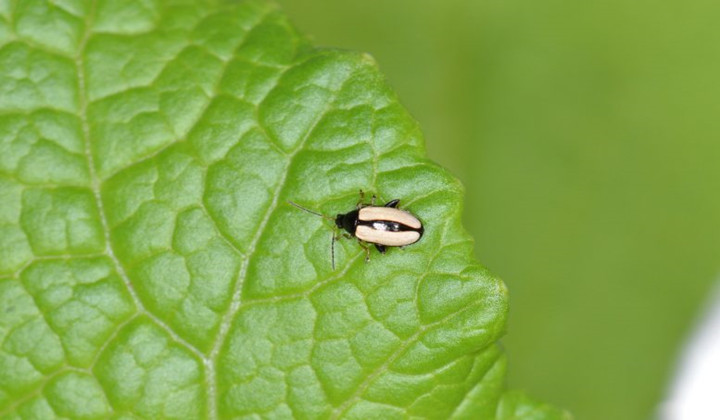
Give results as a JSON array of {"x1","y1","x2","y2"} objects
[{"x1": 0, "y1": 0, "x2": 553, "y2": 418}]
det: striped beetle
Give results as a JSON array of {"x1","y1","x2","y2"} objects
[{"x1": 288, "y1": 190, "x2": 424, "y2": 269}]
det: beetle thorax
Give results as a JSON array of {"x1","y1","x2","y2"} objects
[{"x1": 336, "y1": 210, "x2": 359, "y2": 234}]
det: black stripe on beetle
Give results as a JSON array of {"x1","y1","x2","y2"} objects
[{"x1": 288, "y1": 191, "x2": 424, "y2": 269}]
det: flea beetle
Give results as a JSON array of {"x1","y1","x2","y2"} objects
[{"x1": 288, "y1": 190, "x2": 424, "y2": 269}]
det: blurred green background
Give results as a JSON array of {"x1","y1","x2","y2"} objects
[{"x1": 277, "y1": 1, "x2": 720, "y2": 419}]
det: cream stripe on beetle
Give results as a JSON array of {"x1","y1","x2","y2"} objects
[
  {"x1": 287, "y1": 190, "x2": 424, "y2": 269},
  {"x1": 358, "y1": 207, "x2": 422, "y2": 229},
  {"x1": 355, "y1": 226, "x2": 421, "y2": 247}
]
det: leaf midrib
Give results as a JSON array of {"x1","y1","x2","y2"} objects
[
  {"x1": 72, "y1": 4, "x2": 347, "y2": 418},
  {"x1": 75, "y1": 2, "x2": 216, "y2": 418}
]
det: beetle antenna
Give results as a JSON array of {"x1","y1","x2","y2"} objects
[
  {"x1": 331, "y1": 232, "x2": 336, "y2": 270},
  {"x1": 287, "y1": 201, "x2": 333, "y2": 220}
]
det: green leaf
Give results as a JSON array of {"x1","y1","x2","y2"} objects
[
  {"x1": 496, "y1": 391, "x2": 572, "y2": 420},
  {"x1": 0, "y1": 0, "x2": 561, "y2": 418}
]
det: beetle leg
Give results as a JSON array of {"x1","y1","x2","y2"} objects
[
  {"x1": 358, "y1": 242, "x2": 371, "y2": 262},
  {"x1": 357, "y1": 189, "x2": 365, "y2": 208},
  {"x1": 371, "y1": 194, "x2": 377, "y2": 206},
  {"x1": 374, "y1": 244, "x2": 386, "y2": 254},
  {"x1": 342, "y1": 233, "x2": 353, "y2": 240},
  {"x1": 384, "y1": 199, "x2": 400, "y2": 208}
]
